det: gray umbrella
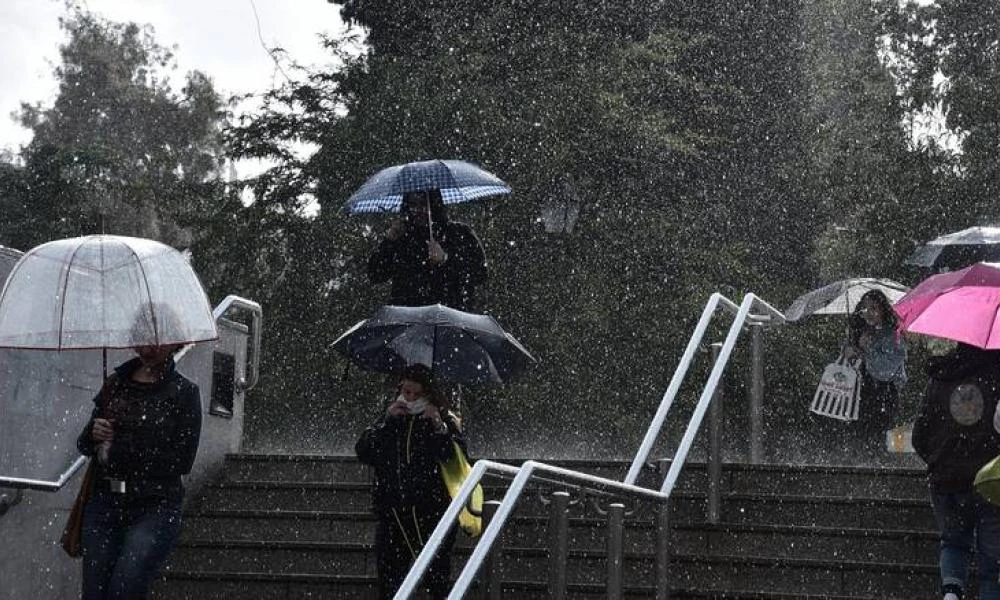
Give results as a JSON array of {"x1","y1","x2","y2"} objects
[
  {"x1": 332, "y1": 304, "x2": 536, "y2": 385},
  {"x1": 905, "y1": 226, "x2": 1000, "y2": 270},
  {"x1": 784, "y1": 278, "x2": 909, "y2": 322}
]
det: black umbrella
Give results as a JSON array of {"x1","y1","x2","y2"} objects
[
  {"x1": 905, "y1": 226, "x2": 1000, "y2": 270},
  {"x1": 332, "y1": 304, "x2": 536, "y2": 385}
]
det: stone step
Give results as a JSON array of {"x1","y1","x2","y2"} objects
[
  {"x1": 193, "y1": 481, "x2": 935, "y2": 530},
  {"x1": 178, "y1": 510, "x2": 936, "y2": 564},
  {"x1": 149, "y1": 454, "x2": 941, "y2": 600},
  {"x1": 221, "y1": 454, "x2": 930, "y2": 499},
  {"x1": 151, "y1": 571, "x2": 907, "y2": 600},
  {"x1": 154, "y1": 547, "x2": 939, "y2": 599}
]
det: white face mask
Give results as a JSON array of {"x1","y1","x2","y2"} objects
[{"x1": 396, "y1": 394, "x2": 429, "y2": 415}]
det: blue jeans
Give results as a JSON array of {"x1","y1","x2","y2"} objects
[
  {"x1": 81, "y1": 491, "x2": 183, "y2": 600},
  {"x1": 931, "y1": 490, "x2": 1000, "y2": 599}
]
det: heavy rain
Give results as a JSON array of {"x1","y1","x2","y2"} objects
[{"x1": 1, "y1": 0, "x2": 1000, "y2": 598}]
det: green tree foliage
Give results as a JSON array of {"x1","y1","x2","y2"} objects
[
  {"x1": 798, "y1": 0, "x2": 939, "y2": 283},
  {"x1": 884, "y1": 1, "x2": 999, "y2": 234},
  {"x1": 227, "y1": 1, "x2": 833, "y2": 454},
  {"x1": 9, "y1": 7, "x2": 227, "y2": 250}
]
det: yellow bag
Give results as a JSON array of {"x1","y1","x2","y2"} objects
[
  {"x1": 975, "y1": 455, "x2": 1000, "y2": 505},
  {"x1": 439, "y1": 441, "x2": 484, "y2": 537}
]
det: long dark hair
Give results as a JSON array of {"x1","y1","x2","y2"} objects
[{"x1": 850, "y1": 289, "x2": 900, "y2": 342}]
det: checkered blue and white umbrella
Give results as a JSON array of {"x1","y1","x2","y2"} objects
[{"x1": 344, "y1": 159, "x2": 511, "y2": 214}]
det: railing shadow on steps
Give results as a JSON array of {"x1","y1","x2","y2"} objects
[{"x1": 395, "y1": 292, "x2": 787, "y2": 599}]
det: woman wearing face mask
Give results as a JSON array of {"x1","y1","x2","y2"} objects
[
  {"x1": 842, "y1": 289, "x2": 907, "y2": 459},
  {"x1": 355, "y1": 364, "x2": 465, "y2": 599}
]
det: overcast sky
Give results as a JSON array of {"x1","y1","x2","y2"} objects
[{"x1": 0, "y1": 0, "x2": 351, "y2": 154}]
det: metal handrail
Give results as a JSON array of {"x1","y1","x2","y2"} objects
[
  {"x1": 658, "y1": 293, "x2": 785, "y2": 496},
  {"x1": 175, "y1": 294, "x2": 262, "y2": 391},
  {"x1": 0, "y1": 295, "x2": 262, "y2": 492},
  {"x1": 395, "y1": 292, "x2": 788, "y2": 599},
  {"x1": 395, "y1": 459, "x2": 668, "y2": 599},
  {"x1": 625, "y1": 292, "x2": 781, "y2": 484},
  {"x1": 0, "y1": 455, "x2": 87, "y2": 492}
]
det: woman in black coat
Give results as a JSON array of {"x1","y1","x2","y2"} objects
[
  {"x1": 77, "y1": 343, "x2": 201, "y2": 600},
  {"x1": 356, "y1": 364, "x2": 465, "y2": 599}
]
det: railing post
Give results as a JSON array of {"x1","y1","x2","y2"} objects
[
  {"x1": 655, "y1": 501, "x2": 670, "y2": 600},
  {"x1": 478, "y1": 500, "x2": 503, "y2": 600},
  {"x1": 548, "y1": 491, "x2": 571, "y2": 600},
  {"x1": 607, "y1": 502, "x2": 625, "y2": 599},
  {"x1": 707, "y1": 342, "x2": 723, "y2": 524},
  {"x1": 750, "y1": 323, "x2": 764, "y2": 464}
]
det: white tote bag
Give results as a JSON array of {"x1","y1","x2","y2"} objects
[{"x1": 810, "y1": 354, "x2": 861, "y2": 422}]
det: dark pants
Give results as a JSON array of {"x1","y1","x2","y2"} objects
[
  {"x1": 857, "y1": 374, "x2": 899, "y2": 459},
  {"x1": 376, "y1": 505, "x2": 457, "y2": 599},
  {"x1": 931, "y1": 490, "x2": 1000, "y2": 599},
  {"x1": 81, "y1": 491, "x2": 183, "y2": 600}
]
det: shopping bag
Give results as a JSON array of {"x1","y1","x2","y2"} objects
[
  {"x1": 60, "y1": 460, "x2": 95, "y2": 558},
  {"x1": 810, "y1": 355, "x2": 860, "y2": 422},
  {"x1": 439, "y1": 441, "x2": 484, "y2": 537},
  {"x1": 975, "y1": 455, "x2": 1000, "y2": 505}
]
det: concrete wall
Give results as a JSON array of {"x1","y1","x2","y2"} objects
[{"x1": 0, "y1": 247, "x2": 252, "y2": 599}]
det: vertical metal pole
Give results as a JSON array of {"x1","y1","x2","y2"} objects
[
  {"x1": 606, "y1": 502, "x2": 625, "y2": 600},
  {"x1": 479, "y1": 500, "x2": 503, "y2": 600},
  {"x1": 655, "y1": 501, "x2": 670, "y2": 600},
  {"x1": 707, "y1": 342, "x2": 723, "y2": 524},
  {"x1": 750, "y1": 323, "x2": 764, "y2": 464},
  {"x1": 548, "y1": 491, "x2": 571, "y2": 600}
]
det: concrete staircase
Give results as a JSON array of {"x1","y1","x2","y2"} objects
[{"x1": 151, "y1": 454, "x2": 940, "y2": 599}]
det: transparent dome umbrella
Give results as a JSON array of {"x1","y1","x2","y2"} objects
[
  {"x1": 0, "y1": 235, "x2": 218, "y2": 351},
  {"x1": 905, "y1": 226, "x2": 1000, "y2": 271},
  {"x1": 0, "y1": 235, "x2": 218, "y2": 483},
  {"x1": 784, "y1": 278, "x2": 910, "y2": 322},
  {"x1": 332, "y1": 304, "x2": 536, "y2": 385},
  {"x1": 343, "y1": 159, "x2": 511, "y2": 214}
]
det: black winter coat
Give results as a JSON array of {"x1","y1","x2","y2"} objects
[
  {"x1": 912, "y1": 345, "x2": 1000, "y2": 493},
  {"x1": 367, "y1": 221, "x2": 486, "y2": 311},
  {"x1": 355, "y1": 410, "x2": 464, "y2": 512},
  {"x1": 77, "y1": 358, "x2": 202, "y2": 489}
]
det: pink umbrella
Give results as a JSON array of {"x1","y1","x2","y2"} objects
[{"x1": 895, "y1": 262, "x2": 1000, "y2": 349}]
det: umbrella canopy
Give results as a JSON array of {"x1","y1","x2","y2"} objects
[
  {"x1": 0, "y1": 235, "x2": 218, "y2": 349},
  {"x1": 332, "y1": 304, "x2": 536, "y2": 385},
  {"x1": 905, "y1": 226, "x2": 1000, "y2": 270},
  {"x1": 344, "y1": 159, "x2": 511, "y2": 214},
  {"x1": 784, "y1": 278, "x2": 910, "y2": 322},
  {"x1": 894, "y1": 262, "x2": 1000, "y2": 349}
]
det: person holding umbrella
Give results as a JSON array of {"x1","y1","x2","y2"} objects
[
  {"x1": 76, "y1": 305, "x2": 202, "y2": 600},
  {"x1": 355, "y1": 363, "x2": 465, "y2": 599},
  {"x1": 368, "y1": 189, "x2": 487, "y2": 312},
  {"x1": 842, "y1": 289, "x2": 907, "y2": 458},
  {"x1": 912, "y1": 341, "x2": 1000, "y2": 600}
]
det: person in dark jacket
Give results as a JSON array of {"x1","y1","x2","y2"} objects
[
  {"x1": 77, "y1": 343, "x2": 201, "y2": 600},
  {"x1": 367, "y1": 189, "x2": 487, "y2": 312},
  {"x1": 912, "y1": 341, "x2": 1000, "y2": 600},
  {"x1": 355, "y1": 364, "x2": 465, "y2": 599}
]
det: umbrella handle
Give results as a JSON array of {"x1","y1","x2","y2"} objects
[{"x1": 427, "y1": 197, "x2": 435, "y2": 242}]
